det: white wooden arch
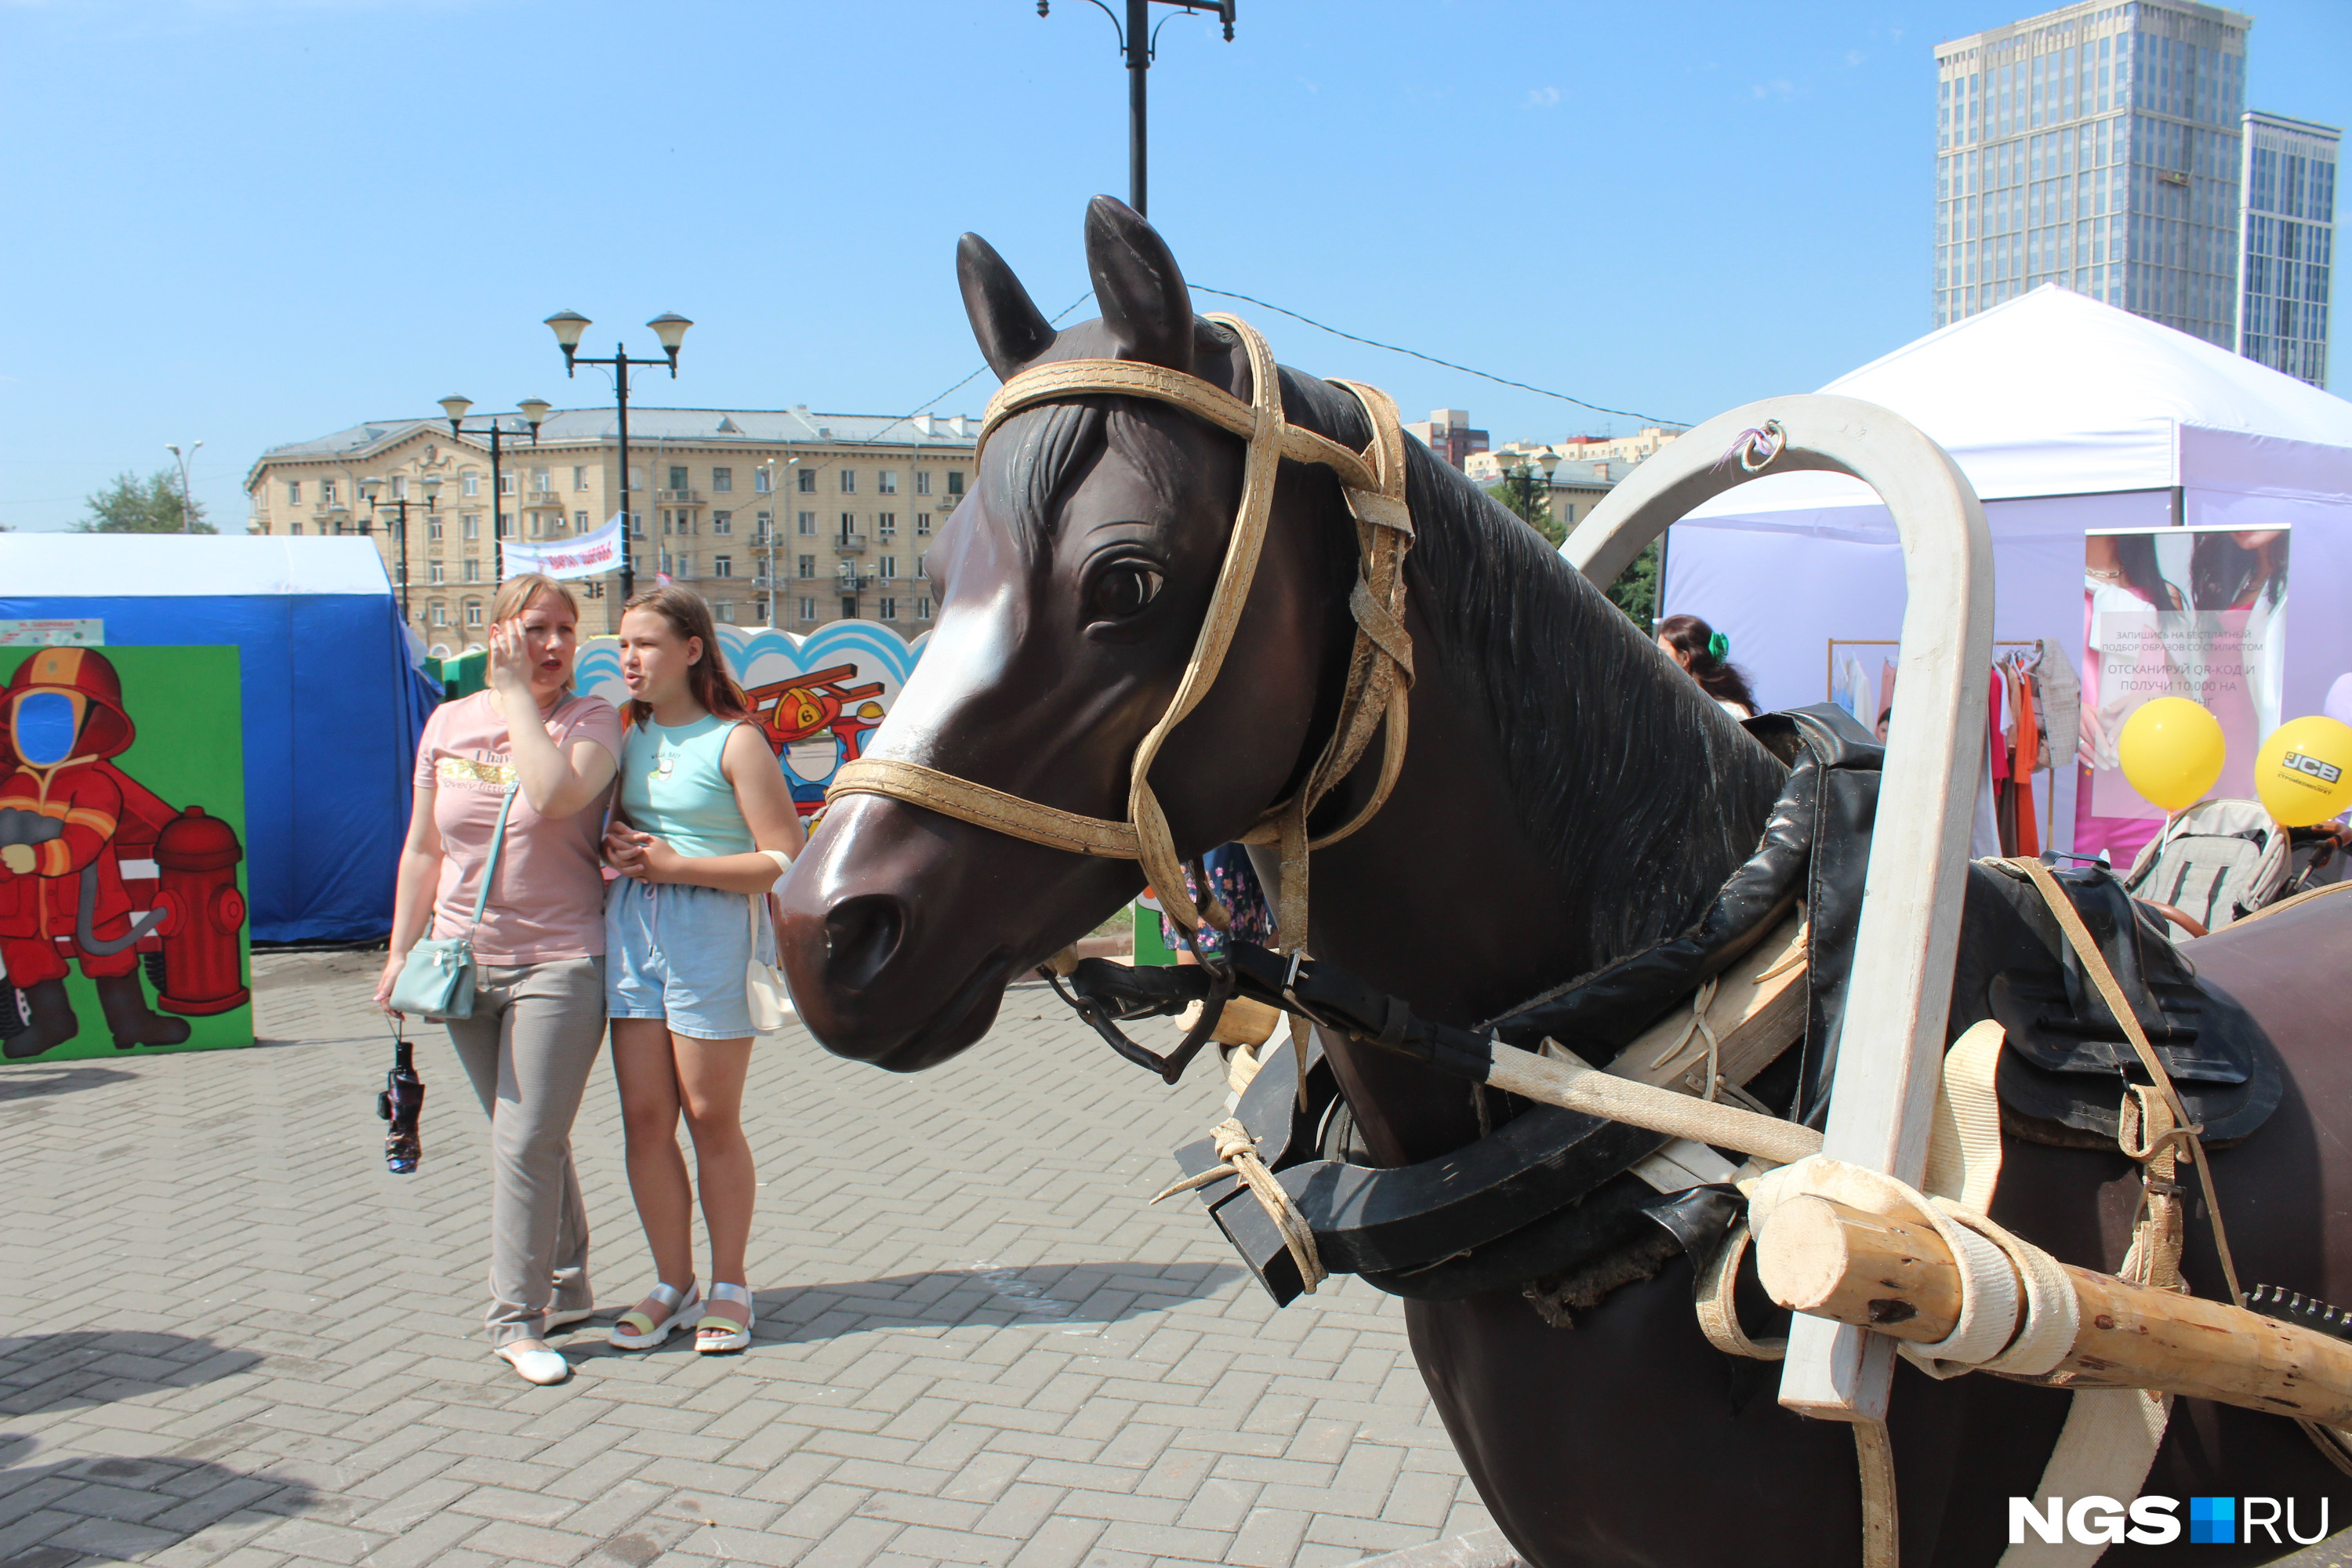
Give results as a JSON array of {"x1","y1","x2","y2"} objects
[{"x1": 1566, "y1": 394, "x2": 1995, "y2": 1428}]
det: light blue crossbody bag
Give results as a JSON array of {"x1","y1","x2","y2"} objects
[{"x1": 388, "y1": 786, "x2": 517, "y2": 1022}]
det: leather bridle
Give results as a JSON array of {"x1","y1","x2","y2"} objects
[{"x1": 825, "y1": 313, "x2": 1415, "y2": 956}]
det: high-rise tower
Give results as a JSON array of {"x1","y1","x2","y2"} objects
[
  {"x1": 2237, "y1": 110, "x2": 2338, "y2": 387},
  {"x1": 1935, "y1": 2, "x2": 2250, "y2": 348}
]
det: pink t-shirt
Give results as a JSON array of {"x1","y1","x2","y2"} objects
[{"x1": 413, "y1": 690, "x2": 623, "y2": 964}]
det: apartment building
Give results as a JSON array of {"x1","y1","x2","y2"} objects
[
  {"x1": 2238, "y1": 110, "x2": 2338, "y2": 387},
  {"x1": 245, "y1": 407, "x2": 978, "y2": 649}
]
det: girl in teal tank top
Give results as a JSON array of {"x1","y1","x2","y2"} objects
[{"x1": 601, "y1": 588, "x2": 806, "y2": 1359}]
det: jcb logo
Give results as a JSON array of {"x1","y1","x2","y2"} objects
[{"x1": 2285, "y1": 751, "x2": 2344, "y2": 785}]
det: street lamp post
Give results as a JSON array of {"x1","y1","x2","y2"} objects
[
  {"x1": 434, "y1": 397, "x2": 553, "y2": 585},
  {"x1": 544, "y1": 311, "x2": 691, "y2": 608},
  {"x1": 358, "y1": 471, "x2": 444, "y2": 622},
  {"x1": 1036, "y1": 0, "x2": 1235, "y2": 216},
  {"x1": 165, "y1": 441, "x2": 203, "y2": 533},
  {"x1": 1498, "y1": 448, "x2": 1563, "y2": 539}
]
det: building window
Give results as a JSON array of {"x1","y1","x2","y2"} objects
[
  {"x1": 839, "y1": 470, "x2": 856, "y2": 494},
  {"x1": 797, "y1": 510, "x2": 815, "y2": 535},
  {"x1": 427, "y1": 518, "x2": 445, "y2": 541},
  {"x1": 431, "y1": 603, "x2": 448, "y2": 626},
  {"x1": 916, "y1": 512, "x2": 932, "y2": 537},
  {"x1": 840, "y1": 512, "x2": 858, "y2": 542},
  {"x1": 799, "y1": 597, "x2": 817, "y2": 622},
  {"x1": 668, "y1": 466, "x2": 689, "y2": 492},
  {"x1": 879, "y1": 556, "x2": 897, "y2": 580},
  {"x1": 630, "y1": 514, "x2": 645, "y2": 538},
  {"x1": 713, "y1": 510, "x2": 731, "y2": 535},
  {"x1": 841, "y1": 595, "x2": 858, "y2": 620},
  {"x1": 798, "y1": 556, "x2": 815, "y2": 579},
  {"x1": 712, "y1": 467, "x2": 732, "y2": 493},
  {"x1": 755, "y1": 510, "x2": 772, "y2": 539},
  {"x1": 753, "y1": 467, "x2": 772, "y2": 494},
  {"x1": 797, "y1": 467, "x2": 816, "y2": 492},
  {"x1": 916, "y1": 596, "x2": 933, "y2": 621},
  {"x1": 499, "y1": 473, "x2": 515, "y2": 495},
  {"x1": 532, "y1": 468, "x2": 552, "y2": 493},
  {"x1": 628, "y1": 466, "x2": 644, "y2": 491},
  {"x1": 915, "y1": 470, "x2": 933, "y2": 496},
  {"x1": 463, "y1": 471, "x2": 480, "y2": 496},
  {"x1": 878, "y1": 512, "x2": 896, "y2": 538},
  {"x1": 676, "y1": 553, "x2": 694, "y2": 578},
  {"x1": 715, "y1": 556, "x2": 733, "y2": 578},
  {"x1": 879, "y1": 597, "x2": 898, "y2": 621},
  {"x1": 465, "y1": 601, "x2": 484, "y2": 627},
  {"x1": 916, "y1": 551, "x2": 927, "y2": 577},
  {"x1": 429, "y1": 561, "x2": 445, "y2": 585},
  {"x1": 575, "y1": 511, "x2": 589, "y2": 532},
  {"x1": 287, "y1": 481, "x2": 302, "y2": 505},
  {"x1": 573, "y1": 466, "x2": 588, "y2": 491},
  {"x1": 946, "y1": 470, "x2": 964, "y2": 495},
  {"x1": 286, "y1": 521, "x2": 302, "y2": 535},
  {"x1": 320, "y1": 479, "x2": 337, "y2": 504},
  {"x1": 713, "y1": 601, "x2": 735, "y2": 623},
  {"x1": 463, "y1": 560, "x2": 481, "y2": 583},
  {"x1": 463, "y1": 515, "x2": 481, "y2": 541},
  {"x1": 878, "y1": 470, "x2": 898, "y2": 495}
]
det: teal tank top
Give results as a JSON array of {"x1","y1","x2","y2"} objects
[{"x1": 619, "y1": 714, "x2": 757, "y2": 858}]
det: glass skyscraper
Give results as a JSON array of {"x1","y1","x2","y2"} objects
[
  {"x1": 2238, "y1": 111, "x2": 2337, "y2": 387},
  {"x1": 1935, "y1": 2, "x2": 2250, "y2": 348}
]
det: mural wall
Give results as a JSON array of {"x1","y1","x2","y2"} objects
[
  {"x1": 0, "y1": 646, "x2": 253, "y2": 1064},
  {"x1": 575, "y1": 621, "x2": 926, "y2": 818}
]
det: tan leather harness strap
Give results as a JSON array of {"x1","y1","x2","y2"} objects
[
  {"x1": 828, "y1": 312, "x2": 1416, "y2": 955},
  {"x1": 829, "y1": 759, "x2": 1139, "y2": 858}
]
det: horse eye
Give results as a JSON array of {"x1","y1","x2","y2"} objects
[{"x1": 1091, "y1": 564, "x2": 1163, "y2": 621}]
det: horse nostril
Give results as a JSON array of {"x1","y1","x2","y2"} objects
[{"x1": 824, "y1": 894, "x2": 907, "y2": 992}]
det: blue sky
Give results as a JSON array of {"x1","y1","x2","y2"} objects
[{"x1": 3, "y1": 0, "x2": 2344, "y2": 534}]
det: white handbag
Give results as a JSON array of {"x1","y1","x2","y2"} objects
[{"x1": 745, "y1": 851, "x2": 793, "y2": 1033}]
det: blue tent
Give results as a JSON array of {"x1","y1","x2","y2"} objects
[{"x1": 0, "y1": 535, "x2": 439, "y2": 943}]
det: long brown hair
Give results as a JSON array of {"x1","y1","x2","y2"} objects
[
  {"x1": 1657, "y1": 613, "x2": 1759, "y2": 716},
  {"x1": 619, "y1": 585, "x2": 750, "y2": 728}
]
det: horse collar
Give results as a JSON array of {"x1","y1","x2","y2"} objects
[{"x1": 828, "y1": 312, "x2": 1417, "y2": 956}]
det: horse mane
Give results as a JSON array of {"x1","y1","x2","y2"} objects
[
  {"x1": 984, "y1": 339, "x2": 1788, "y2": 967},
  {"x1": 1276, "y1": 366, "x2": 1788, "y2": 964}
]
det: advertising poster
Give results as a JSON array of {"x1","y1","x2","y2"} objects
[
  {"x1": 2078, "y1": 526, "x2": 2289, "y2": 862},
  {"x1": 0, "y1": 645, "x2": 253, "y2": 1064}
]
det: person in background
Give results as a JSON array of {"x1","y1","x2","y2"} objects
[
  {"x1": 601, "y1": 586, "x2": 804, "y2": 1358},
  {"x1": 378, "y1": 573, "x2": 622, "y2": 1387},
  {"x1": 1657, "y1": 614, "x2": 1760, "y2": 720}
]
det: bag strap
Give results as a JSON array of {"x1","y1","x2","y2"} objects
[{"x1": 468, "y1": 786, "x2": 520, "y2": 934}]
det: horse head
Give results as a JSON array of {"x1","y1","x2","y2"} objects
[{"x1": 778, "y1": 197, "x2": 1367, "y2": 1070}]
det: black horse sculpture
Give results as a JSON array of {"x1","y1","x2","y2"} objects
[{"x1": 778, "y1": 196, "x2": 2352, "y2": 1566}]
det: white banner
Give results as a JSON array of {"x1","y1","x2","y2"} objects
[{"x1": 502, "y1": 516, "x2": 625, "y2": 581}]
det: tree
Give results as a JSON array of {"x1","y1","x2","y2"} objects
[
  {"x1": 1485, "y1": 469, "x2": 1564, "y2": 548},
  {"x1": 1605, "y1": 537, "x2": 1661, "y2": 629},
  {"x1": 78, "y1": 468, "x2": 213, "y2": 534}
]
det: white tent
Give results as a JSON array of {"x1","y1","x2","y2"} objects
[{"x1": 1649, "y1": 284, "x2": 2352, "y2": 851}]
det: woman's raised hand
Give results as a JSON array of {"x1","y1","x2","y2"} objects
[{"x1": 486, "y1": 618, "x2": 533, "y2": 701}]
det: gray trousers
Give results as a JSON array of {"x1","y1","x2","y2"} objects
[{"x1": 443, "y1": 956, "x2": 605, "y2": 1345}]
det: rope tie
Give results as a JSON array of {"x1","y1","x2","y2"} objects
[
  {"x1": 1646, "y1": 975, "x2": 1723, "y2": 1099},
  {"x1": 1152, "y1": 1117, "x2": 1326, "y2": 1294}
]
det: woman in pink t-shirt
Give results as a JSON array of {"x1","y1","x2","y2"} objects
[{"x1": 377, "y1": 573, "x2": 622, "y2": 1387}]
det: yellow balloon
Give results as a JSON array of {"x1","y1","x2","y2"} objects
[
  {"x1": 2117, "y1": 697, "x2": 2226, "y2": 812},
  {"x1": 2254, "y1": 715, "x2": 2352, "y2": 827}
]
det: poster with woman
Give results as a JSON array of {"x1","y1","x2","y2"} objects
[{"x1": 2078, "y1": 526, "x2": 2289, "y2": 863}]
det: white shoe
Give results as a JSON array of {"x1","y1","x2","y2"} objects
[
  {"x1": 496, "y1": 1342, "x2": 572, "y2": 1385},
  {"x1": 609, "y1": 1281, "x2": 702, "y2": 1349}
]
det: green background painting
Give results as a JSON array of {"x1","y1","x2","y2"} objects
[{"x1": 1, "y1": 645, "x2": 252, "y2": 1063}]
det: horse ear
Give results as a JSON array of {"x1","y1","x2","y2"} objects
[
  {"x1": 1083, "y1": 195, "x2": 1193, "y2": 374},
  {"x1": 957, "y1": 233, "x2": 1058, "y2": 382}
]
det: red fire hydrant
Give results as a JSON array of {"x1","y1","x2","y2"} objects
[{"x1": 154, "y1": 806, "x2": 249, "y2": 1015}]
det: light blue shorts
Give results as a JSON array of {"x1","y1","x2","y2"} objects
[{"x1": 604, "y1": 879, "x2": 771, "y2": 1040}]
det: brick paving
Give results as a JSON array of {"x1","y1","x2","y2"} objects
[{"x1": 0, "y1": 951, "x2": 1493, "y2": 1568}]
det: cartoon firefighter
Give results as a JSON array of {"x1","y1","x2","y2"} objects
[{"x1": 0, "y1": 648, "x2": 198, "y2": 1058}]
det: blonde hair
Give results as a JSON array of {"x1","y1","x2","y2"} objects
[{"x1": 492, "y1": 574, "x2": 583, "y2": 691}]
